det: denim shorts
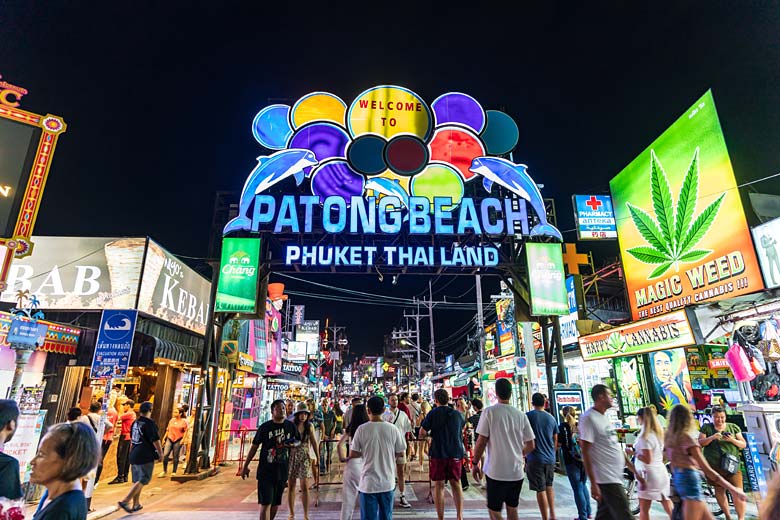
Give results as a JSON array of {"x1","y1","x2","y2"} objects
[{"x1": 672, "y1": 468, "x2": 704, "y2": 501}]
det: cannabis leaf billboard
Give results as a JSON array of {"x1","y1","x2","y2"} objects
[{"x1": 610, "y1": 90, "x2": 763, "y2": 321}]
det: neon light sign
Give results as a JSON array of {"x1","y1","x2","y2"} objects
[{"x1": 226, "y1": 86, "x2": 562, "y2": 267}]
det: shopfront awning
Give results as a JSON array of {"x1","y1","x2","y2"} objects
[
  {"x1": 0, "y1": 311, "x2": 81, "y2": 355},
  {"x1": 153, "y1": 338, "x2": 202, "y2": 365}
]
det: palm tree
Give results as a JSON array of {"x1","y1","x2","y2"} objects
[{"x1": 15, "y1": 289, "x2": 29, "y2": 309}]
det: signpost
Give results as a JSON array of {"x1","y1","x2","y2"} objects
[
  {"x1": 526, "y1": 243, "x2": 568, "y2": 316},
  {"x1": 572, "y1": 195, "x2": 617, "y2": 240},
  {"x1": 215, "y1": 237, "x2": 261, "y2": 313},
  {"x1": 90, "y1": 310, "x2": 138, "y2": 379}
]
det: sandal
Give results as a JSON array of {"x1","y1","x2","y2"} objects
[
  {"x1": 118, "y1": 502, "x2": 133, "y2": 514},
  {"x1": 132, "y1": 504, "x2": 143, "y2": 512}
]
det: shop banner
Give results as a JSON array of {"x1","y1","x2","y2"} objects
[
  {"x1": 526, "y1": 243, "x2": 568, "y2": 316},
  {"x1": 237, "y1": 352, "x2": 254, "y2": 372},
  {"x1": 484, "y1": 323, "x2": 497, "y2": 358},
  {"x1": 90, "y1": 310, "x2": 138, "y2": 379},
  {"x1": 495, "y1": 298, "x2": 516, "y2": 356},
  {"x1": 579, "y1": 309, "x2": 695, "y2": 361},
  {"x1": 552, "y1": 388, "x2": 584, "y2": 423},
  {"x1": 7, "y1": 316, "x2": 48, "y2": 346},
  {"x1": 649, "y1": 348, "x2": 695, "y2": 412},
  {"x1": 751, "y1": 216, "x2": 780, "y2": 289},
  {"x1": 742, "y1": 432, "x2": 768, "y2": 498},
  {"x1": 0, "y1": 236, "x2": 146, "y2": 309},
  {"x1": 610, "y1": 91, "x2": 763, "y2": 321},
  {"x1": 573, "y1": 195, "x2": 617, "y2": 240},
  {"x1": 295, "y1": 320, "x2": 320, "y2": 358},
  {"x1": 560, "y1": 276, "x2": 580, "y2": 346},
  {"x1": 138, "y1": 239, "x2": 211, "y2": 335},
  {"x1": 215, "y1": 237, "x2": 261, "y2": 313},
  {"x1": 285, "y1": 340, "x2": 308, "y2": 362},
  {"x1": 3, "y1": 410, "x2": 46, "y2": 484},
  {"x1": 281, "y1": 360, "x2": 308, "y2": 376}
]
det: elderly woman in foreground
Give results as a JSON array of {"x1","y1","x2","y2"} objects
[{"x1": 30, "y1": 421, "x2": 100, "y2": 520}]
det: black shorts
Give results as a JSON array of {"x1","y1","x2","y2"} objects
[
  {"x1": 526, "y1": 461, "x2": 554, "y2": 491},
  {"x1": 486, "y1": 475, "x2": 523, "y2": 512},
  {"x1": 257, "y1": 477, "x2": 286, "y2": 506}
]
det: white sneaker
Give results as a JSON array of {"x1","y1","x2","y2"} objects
[{"x1": 399, "y1": 494, "x2": 411, "y2": 508}]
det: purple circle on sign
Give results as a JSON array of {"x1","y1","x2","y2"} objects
[
  {"x1": 289, "y1": 122, "x2": 350, "y2": 175},
  {"x1": 310, "y1": 160, "x2": 365, "y2": 203},
  {"x1": 431, "y1": 93, "x2": 486, "y2": 134}
]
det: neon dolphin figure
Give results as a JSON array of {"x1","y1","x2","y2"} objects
[
  {"x1": 365, "y1": 177, "x2": 411, "y2": 222},
  {"x1": 223, "y1": 149, "x2": 318, "y2": 234},
  {"x1": 469, "y1": 156, "x2": 563, "y2": 241}
]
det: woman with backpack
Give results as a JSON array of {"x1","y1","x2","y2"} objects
[
  {"x1": 558, "y1": 406, "x2": 591, "y2": 520},
  {"x1": 634, "y1": 406, "x2": 673, "y2": 520}
]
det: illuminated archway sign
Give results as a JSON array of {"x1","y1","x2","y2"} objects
[{"x1": 225, "y1": 86, "x2": 562, "y2": 268}]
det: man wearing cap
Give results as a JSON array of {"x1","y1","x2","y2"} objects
[{"x1": 110, "y1": 399, "x2": 136, "y2": 484}]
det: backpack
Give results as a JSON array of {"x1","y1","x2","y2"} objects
[{"x1": 569, "y1": 431, "x2": 583, "y2": 462}]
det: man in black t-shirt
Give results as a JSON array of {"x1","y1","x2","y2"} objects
[
  {"x1": 0, "y1": 400, "x2": 22, "y2": 500},
  {"x1": 119, "y1": 402, "x2": 162, "y2": 514},
  {"x1": 241, "y1": 399, "x2": 299, "y2": 520}
]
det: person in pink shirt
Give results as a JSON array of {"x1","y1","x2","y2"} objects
[
  {"x1": 159, "y1": 407, "x2": 188, "y2": 477},
  {"x1": 109, "y1": 400, "x2": 136, "y2": 484}
]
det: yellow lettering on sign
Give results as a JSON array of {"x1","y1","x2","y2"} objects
[{"x1": 0, "y1": 89, "x2": 21, "y2": 107}]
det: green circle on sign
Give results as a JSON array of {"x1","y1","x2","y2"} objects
[{"x1": 410, "y1": 162, "x2": 464, "y2": 211}]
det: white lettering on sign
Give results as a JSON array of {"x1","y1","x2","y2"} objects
[{"x1": 0, "y1": 185, "x2": 11, "y2": 197}]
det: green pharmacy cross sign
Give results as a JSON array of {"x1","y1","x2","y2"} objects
[{"x1": 215, "y1": 238, "x2": 261, "y2": 313}]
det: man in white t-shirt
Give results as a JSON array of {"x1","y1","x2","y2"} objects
[
  {"x1": 579, "y1": 384, "x2": 638, "y2": 519},
  {"x1": 350, "y1": 396, "x2": 407, "y2": 520},
  {"x1": 472, "y1": 378, "x2": 535, "y2": 520},
  {"x1": 381, "y1": 393, "x2": 412, "y2": 508}
]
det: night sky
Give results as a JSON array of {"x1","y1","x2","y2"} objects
[{"x1": 2, "y1": 3, "x2": 780, "y2": 357}]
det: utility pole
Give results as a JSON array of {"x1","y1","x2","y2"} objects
[
  {"x1": 428, "y1": 279, "x2": 436, "y2": 374},
  {"x1": 475, "y1": 274, "x2": 485, "y2": 371}
]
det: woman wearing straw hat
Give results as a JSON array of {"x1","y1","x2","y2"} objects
[{"x1": 288, "y1": 403, "x2": 319, "y2": 520}]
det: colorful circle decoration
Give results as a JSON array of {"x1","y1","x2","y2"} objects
[
  {"x1": 311, "y1": 160, "x2": 365, "y2": 203},
  {"x1": 252, "y1": 104, "x2": 294, "y2": 150},
  {"x1": 347, "y1": 85, "x2": 432, "y2": 141},
  {"x1": 347, "y1": 135, "x2": 387, "y2": 175},
  {"x1": 247, "y1": 86, "x2": 522, "y2": 205},
  {"x1": 410, "y1": 163, "x2": 464, "y2": 210},
  {"x1": 288, "y1": 122, "x2": 350, "y2": 175},
  {"x1": 431, "y1": 92, "x2": 485, "y2": 133},
  {"x1": 481, "y1": 110, "x2": 519, "y2": 155},
  {"x1": 384, "y1": 135, "x2": 428, "y2": 176},
  {"x1": 291, "y1": 92, "x2": 347, "y2": 129}
]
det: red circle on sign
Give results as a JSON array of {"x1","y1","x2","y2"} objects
[
  {"x1": 384, "y1": 135, "x2": 428, "y2": 176},
  {"x1": 428, "y1": 126, "x2": 485, "y2": 181}
]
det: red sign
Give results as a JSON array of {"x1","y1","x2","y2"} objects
[{"x1": 708, "y1": 358, "x2": 730, "y2": 370}]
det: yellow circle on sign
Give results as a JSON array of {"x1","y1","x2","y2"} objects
[
  {"x1": 347, "y1": 85, "x2": 432, "y2": 141},
  {"x1": 291, "y1": 92, "x2": 347, "y2": 128}
]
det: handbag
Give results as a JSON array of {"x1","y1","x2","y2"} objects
[{"x1": 715, "y1": 434, "x2": 740, "y2": 475}]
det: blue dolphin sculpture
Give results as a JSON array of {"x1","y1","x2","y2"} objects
[
  {"x1": 469, "y1": 157, "x2": 563, "y2": 240},
  {"x1": 365, "y1": 178, "x2": 410, "y2": 209},
  {"x1": 223, "y1": 149, "x2": 318, "y2": 234}
]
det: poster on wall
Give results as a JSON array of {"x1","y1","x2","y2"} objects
[
  {"x1": 751, "y1": 216, "x2": 780, "y2": 289},
  {"x1": 649, "y1": 348, "x2": 695, "y2": 412},
  {"x1": 613, "y1": 356, "x2": 646, "y2": 416},
  {"x1": 3, "y1": 410, "x2": 46, "y2": 483},
  {"x1": 610, "y1": 90, "x2": 763, "y2": 321},
  {"x1": 526, "y1": 243, "x2": 568, "y2": 316}
]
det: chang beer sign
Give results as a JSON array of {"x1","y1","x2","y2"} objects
[
  {"x1": 610, "y1": 90, "x2": 763, "y2": 320},
  {"x1": 579, "y1": 310, "x2": 696, "y2": 361},
  {"x1": 526, "y1": 243, "x2": 568, "y2": 316},
  {"x1": 215, "y1": 238, "x2": 261, "y2": 313}
]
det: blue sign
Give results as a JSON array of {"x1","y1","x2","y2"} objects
[
  {"x1": 573, "y1": 195, "x2": 617, "y2": 240},
  {"x1": 742, "y1": 432, "x2": 768, "y2": 498},
  {"x1": 7, "y1": 317, "x2": 48, "y2": 347},
  {"x1": 90, "y1": 310, "x2": 138, "y2": 379},
  {"x1": 560, "y1": 276, "x2": 580, "y2": 347}
]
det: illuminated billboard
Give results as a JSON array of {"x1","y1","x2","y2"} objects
[
  {"x1": 0, "y1": 236, "x2": 211, "y2": 335},
  {"x1": 572, "y1": 195, "x2": 617, "y2": 240},
  {"x1": 215, "y1": 237, "x2": 261, "y2": 313},
  {"x1": 224, "y1": 86, "x2": 563, "y2": 268},
  {"x1": 526, "y1": 243, "x2": 568, "y2": 316},
  {"x1": 0, "y1": 74, "x2": 67, "y2": 291},
  {"x1": 610, "y1": 91, "x2": 763, "y2": 320}
]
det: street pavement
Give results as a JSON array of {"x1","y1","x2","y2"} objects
[{"x1": 78, "y1": 461, "x2": 758, "y2": 520}]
